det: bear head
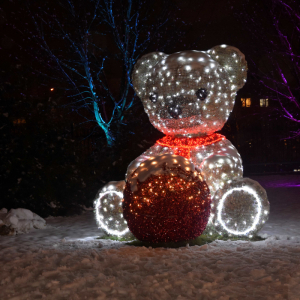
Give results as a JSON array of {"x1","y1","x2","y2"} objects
[{"x1": 132, "y1": 45, "x2": 247, "y2": 137}]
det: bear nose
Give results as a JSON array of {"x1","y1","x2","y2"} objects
[{"x1": 167, "y1": 104, "x2": 182, "y2": 119}]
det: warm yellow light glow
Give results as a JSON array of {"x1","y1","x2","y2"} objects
[
  {"x1": 241, "y1": 98, "x2": 251, "y2": 107},
  {"x1": 260, "y1": 98, "x2": 268, "y2": 107},
  {"x1": 13, "y1": 119, "x2": 26, "y2": 125}
]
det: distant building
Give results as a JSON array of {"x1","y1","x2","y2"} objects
[{"x1": 221, "y1": 89, "x2": 300, "y2": 174}]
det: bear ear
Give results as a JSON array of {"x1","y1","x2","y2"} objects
[
  {"x1": 132, "y1": 52, "x2": 167, "y2": 98},
  {"x1": 208, "y1": 45, "x2": 247, "y2": 90}
]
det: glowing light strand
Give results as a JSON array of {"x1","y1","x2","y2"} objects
[
  {"x1": 157, "y1": 133, "x2": 225, "y2": 159},
  {"x1": 216, "y1": 186, "x2": 262, "y2": 235},
  {"x1": 94, "y1": 190, "x2": 130, "y2": 237}
]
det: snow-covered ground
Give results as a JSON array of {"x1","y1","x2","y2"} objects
[{"x1": 0, "y1": 174, "x2": 300, "y2": 300}]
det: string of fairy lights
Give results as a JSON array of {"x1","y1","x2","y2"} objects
[{"x1": 94, "y1": 181, "x2": 133, "y2": 238}]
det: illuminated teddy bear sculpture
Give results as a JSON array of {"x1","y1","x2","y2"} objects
[{"x1": 95, "y1": 45, "x2": 270, "y2": 238}]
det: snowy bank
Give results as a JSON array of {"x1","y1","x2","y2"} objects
[{"x1": 0, "y1": 208, "x2": 46, "y2": 235}]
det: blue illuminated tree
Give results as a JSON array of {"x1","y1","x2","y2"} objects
[{"x1": 7, "y1": 0, "x2": 185, "y2": 146}]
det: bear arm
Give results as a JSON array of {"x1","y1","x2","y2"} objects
[
  {"x1": 125, "y1": 143, "x2": 170, "y2": 180},
  {"x1": 200, "y1": 146, "x2": 243, "y2": 195}
]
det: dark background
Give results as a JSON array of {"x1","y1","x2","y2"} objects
[{"x1": 1, "y1": 0, "x2": 299, "y2": 217}]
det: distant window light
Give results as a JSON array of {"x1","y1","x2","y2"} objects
[
  {"x1": 241, "y1": 98, "x2": 251, "y2": 107},
  {"x1": 13, "y1": 119, "x2": 26, "y2": 125},
  {"x1": 260, "y1": 98, "x2": 268, "y2": 107}
]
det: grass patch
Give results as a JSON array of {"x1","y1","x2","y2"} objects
[
  {"x1": 96, "y1": 234, "x2": 265, "y2": 248},
  {"x1": 96, "y1": 235, "x2": 136, "y2": 242}
]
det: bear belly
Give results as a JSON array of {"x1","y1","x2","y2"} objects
[{"x1": 133, "y1": 137, "x2": 243, "y2": 198}]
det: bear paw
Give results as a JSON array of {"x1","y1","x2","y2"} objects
[
  {"x1": 209, "y1": 178, "x2": 270, "y2": 237},
  {"x1": 94, "y1": 181, "x2": 134, "y2": 239}
]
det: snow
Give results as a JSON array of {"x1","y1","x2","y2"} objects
[
  {"x1": 0, "y1": 208, "x2": 46, "y2": 235},
  {"x1": 128, "y1": 154, "x2": 196, "y2": 192},
  {"x1": 0, "y1": 174, "x2": 300, "y2": 299}
]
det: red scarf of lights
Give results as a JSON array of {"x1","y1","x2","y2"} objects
[{"x1": 157, "y1": 133, "x2": 225, "y2": 159}]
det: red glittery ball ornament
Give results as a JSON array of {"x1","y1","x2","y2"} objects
[{"x1": 123, "y1": 154, "x2": 211, "y2": 243}]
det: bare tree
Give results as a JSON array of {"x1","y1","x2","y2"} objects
[
  {"x1": 236, "y1": 0, "x2": 300, "y2": 137},
  {"x1": 4, "y1": 0, "x2": 185, "y2": 146}
]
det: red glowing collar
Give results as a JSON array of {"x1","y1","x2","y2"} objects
[{"x1": 157, "y1": 133, "x2": 225, "y2": 159}]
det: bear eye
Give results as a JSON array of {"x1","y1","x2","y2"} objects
[
  {"x1": 149, "y1": 92, "x2": 158, "y2": 103},
  {"x1": 196, "y1": 88, "x2": 208, "y2": 101}
]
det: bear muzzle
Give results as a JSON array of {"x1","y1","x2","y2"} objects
[{"x1": 167, "y1": 104, "x2": 182, "y2": 119}]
